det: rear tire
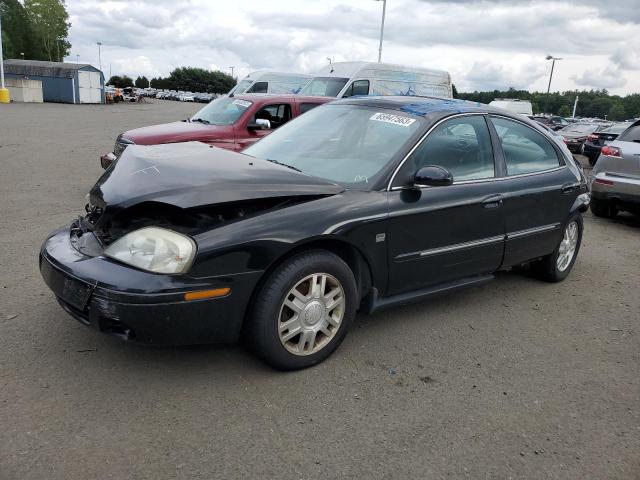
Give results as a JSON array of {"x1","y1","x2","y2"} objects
[
  {"x1": 590, "y1": 198, "x2": 617, "y2": 218},
  {"x1": 533, "y1": 214, "x2": 583, "y2": 282},
  {"x1": 249, "y1": 250, "x2": 358, "y2": 370}
]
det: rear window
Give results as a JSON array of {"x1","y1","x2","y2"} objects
[{"x1": 618, "y1": 124, "x2": 640, "y2": 143}]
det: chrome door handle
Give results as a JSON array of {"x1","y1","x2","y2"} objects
[{"x1": 482, "y1": 194, "x2": 504, "y2": 208}]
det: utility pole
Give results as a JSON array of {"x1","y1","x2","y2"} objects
[
  {"x1": 76, "y1": 54, "x2": 79, "y2": 64},
  {"x1": 376, "y1": 0, "x2": 387, "y2": 63},
  {"x1": 97, "y1": 42, "x2": 102, "y2": 72},
  {"x1": 572, "y1": 95, "x2": 579, "y2": 119},
  {"x1": 0, "y1": 13, "x2": 9, "y2": 103},
  {"x1": 544, "y1": 55, "x2": 562, "y2": 114},
  {"x1": 229, "y1": 66, "x2": 234, "y2": 78}
]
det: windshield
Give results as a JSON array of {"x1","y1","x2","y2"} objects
[
  {"x1": 229, "y1": 79, "x2": 253, "y2": 95},
  {"x1": 191, "y1": 97, "x2": 252, "y2": 126},
  {"x1": 243, "y1": 104, "x2": 423, "y2": 187},
  {"x1": 300, "y1": 77, "x2": 349, "y2": 97}
]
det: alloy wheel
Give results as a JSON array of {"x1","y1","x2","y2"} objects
[
  {"x1": 277, "y1": 273, "x2": 345, "y2": 356},
  {"x1": 557, "y1": 221, "x2": 578, "y2": 272}
]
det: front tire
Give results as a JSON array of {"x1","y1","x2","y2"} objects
[
  {"x1": 534, "y1": 214, "x2": 583, "y2": 282},
  {"x1": 249, "y1": 250, "x2": 358, "y2": 370}
]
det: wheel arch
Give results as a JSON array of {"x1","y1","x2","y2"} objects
[{"x1": 241, "y1": 237, "x2": 376, "y2": 333}]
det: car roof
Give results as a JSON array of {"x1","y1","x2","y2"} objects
[
  {"x1": 232, "y1": 93, "x2": 332, "y2": 104},
  {"x1": 331, "y1": 95, "x2": 508, "y2": 117}
]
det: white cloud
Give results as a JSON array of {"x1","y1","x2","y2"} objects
[
  {"x1": 63, "y1": 0, "x2": 640, "y2": 94},
  {"x1": 573, "y1": 66, "x2": 628, "y2": 90}
]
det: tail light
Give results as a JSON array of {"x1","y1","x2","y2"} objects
[
  {"x1": 601, "y1": 145, "x2": 622, "y2": 157},
  {"x1": 594, "y1": 178, "x2": 614, "y2": 186},
  {"x1": 562, "y1": 137, "x2": 568, "y2": 144}
]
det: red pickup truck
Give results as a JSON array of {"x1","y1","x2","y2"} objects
[{"x1": 100, "y1": 94, "x2": 330, "y2": 168}]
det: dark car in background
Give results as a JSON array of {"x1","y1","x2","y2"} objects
[
  {"x1": 40, "y1": 97, "x2": 589, "y2": 370},
  {"x1": 583, "y1": 122, "x2": 633, "y2": 165},
  {"x1": 100, "y1": 94, "x2": 330, "y2": 168},
  {"x1": 590, "y1": 120, "x2": 640, "y2": 218},
  {"x1": 558, "y1": 123, "x2": 601, "y2": 154},
  {"x1": 532, "y1": 115, "x2": 569, "y2": 131}
]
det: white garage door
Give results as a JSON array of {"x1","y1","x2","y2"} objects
[{"x1": 78, "y1": 71, "x2": 102, "y2": 103}]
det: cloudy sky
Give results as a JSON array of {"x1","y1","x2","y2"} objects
[{"x1": 64, "y1": 0, "x2": 640, "y2": 94}]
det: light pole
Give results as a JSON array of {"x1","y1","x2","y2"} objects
[
  {"x1": 76, "y1": 54, "x2": 79, "y2": 64},
  {"x1": 0, "y1": 13, "x2": 9, "y2": 103},
  {"x1": 376, "y1": 0, "x2": 387, "y2": 63},
  {"x1": 229, "y1": 66, "x2": 234, "y2": 78},
  {"x1": 544, "y1": 55, "x2": 562, "y2": 114},
  {"x1": 97, "y1": 42, "x2": 103, "y2": 72}
]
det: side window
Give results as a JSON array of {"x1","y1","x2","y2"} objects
[
  {"x1": 299, "y1": 103, "x2": 320, "y2": 114},
  {"x1": 490, "y1": 117, "x2": 561, "y2": 175},
  {"x1": 342, "y1": 80, "x2": 369, "y2": 98},
  {"x1": 248, "y1": 81, "x2": 268, "y2": 93},
  {"x1": 618, "y1": 124, "x2": 640, "y2": 142},
  {"x1": 397, "y1": 115, "x2": 494, "y2": 184},
  {"x1": 253, "y1": 104, "x2": 292, "y2": 129}
]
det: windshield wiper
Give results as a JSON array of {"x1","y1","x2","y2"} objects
[
  {"x1": 191, "y1": 118, "x2": 210, "y2": 124},
  {"x1": 266, "y1": 158, "x2": 303, "y2": 173}
]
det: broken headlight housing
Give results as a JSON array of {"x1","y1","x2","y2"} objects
[{"x1": 104, "y1": 227, "x2": 196, "y2": 274}]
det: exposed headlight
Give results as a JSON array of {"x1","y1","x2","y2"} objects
[{"x1": 104, "y1": 227, "x2": 196, "y2": 274}]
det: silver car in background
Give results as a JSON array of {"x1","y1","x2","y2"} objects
[{"x1": 590, "y1": 120, "x2": 640, "y2": 218}]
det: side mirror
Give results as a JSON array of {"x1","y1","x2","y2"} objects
[
  {"x1": 414, "y1": 165, "x2": 453, "y2": 187},
  {"x1": 247, "y1": 118, "x2": 271, "y2": 131}
]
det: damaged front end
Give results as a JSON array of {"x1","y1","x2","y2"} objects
[{"x1": 39, "y1": 142, "x2": 344, "y2": 345}]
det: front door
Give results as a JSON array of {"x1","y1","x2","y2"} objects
[
  {"x1": 386, "y1": 114, "x2": 506, "y2": 295},
  {"x1": 235, "y1": 102, "x2": 293, "y2": 150}
]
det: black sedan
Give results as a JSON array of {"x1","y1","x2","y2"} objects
[
  {"x1": 558, "y1": 123, "x2": 601, "y2": 154},
  {"x1": 39, "y1": 97, "x2": 590, "y2": 370}
]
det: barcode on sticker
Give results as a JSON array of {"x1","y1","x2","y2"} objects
[
  {"x1": 233, "y1": 99, "x2": 252, "y2": 108},
  {"x1": 370, "y1": 112, "x2": 416, "y2": 126}
]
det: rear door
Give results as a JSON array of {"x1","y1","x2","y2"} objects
[{"x1": 489, "y1": 116, "x2": 579, "y2": 266}]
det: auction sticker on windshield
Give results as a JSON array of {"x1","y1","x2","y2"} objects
[
  {"x1": 233, "y1": 99, "x2": 252, "y2": 108},
  {"x1": 370, "y1": 112, "x2": 416, "y2": 127}
]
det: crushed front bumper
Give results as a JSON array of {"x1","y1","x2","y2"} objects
[{"x1": 39, "y1": 227, "x2": 262, "y2": 345}]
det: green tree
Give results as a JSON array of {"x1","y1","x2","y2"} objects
[
  {"x1": 149, "y1": 67, "x2": 235, "y2": 93},
  {"x1": 107, "y1": 75, "x2": 134, "y2": 88},
  {"x1": 0, "y1": 0, "x2": 38, "y2": 59},
  {"x1": 24, "y1": 0, "x2": 71, "y2": 62},
  {"x1": 558, "y1": 105, "x2": 571, "y2": 117},
  {"x1": 134, "y1": 76, "x2": 149, "y2": 88},
  {"x1": 608, "y1": 103, "x2": 626, "y2": 121}
]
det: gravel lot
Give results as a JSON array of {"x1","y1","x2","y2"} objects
[{"x1": 1, "y1": 100, "x2": 639, "y2": 480}]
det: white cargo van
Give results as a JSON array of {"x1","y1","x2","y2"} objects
[
  {"x1": 228, "y1": 71, "x2": 311, "y2": 95},
  {"x1": 299, "y1": 62, "x2": 452, "y2": 99},
  {"x1": 489, "y1": 99, "x2": 533, "y2": 116}
]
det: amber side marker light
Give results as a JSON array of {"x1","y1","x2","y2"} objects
[{"x1": 184, "y1": 288, "x2": 231, "y2": 301}]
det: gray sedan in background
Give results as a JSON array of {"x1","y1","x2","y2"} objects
[{"x1": 590, "y1": 120, "x2": 640, "y2": 218}]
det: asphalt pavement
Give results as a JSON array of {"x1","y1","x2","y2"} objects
[{"x1": 1, "y1": 100, "x2": 638, "y2": 479}]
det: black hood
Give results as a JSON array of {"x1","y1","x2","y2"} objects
[{"x1": 90, "y1": 142, "x2": 344, "y2": 211}]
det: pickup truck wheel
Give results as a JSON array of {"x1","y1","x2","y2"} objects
[
  {"x1": 249, "y1": 250, "x2": 357, "y2": 370},
  {"x1": 590, "y1": 198, "x2": 617, "y2": 218},
  {"x1": 533, "y1": 214, "x2": 583, "y2": 282}
]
